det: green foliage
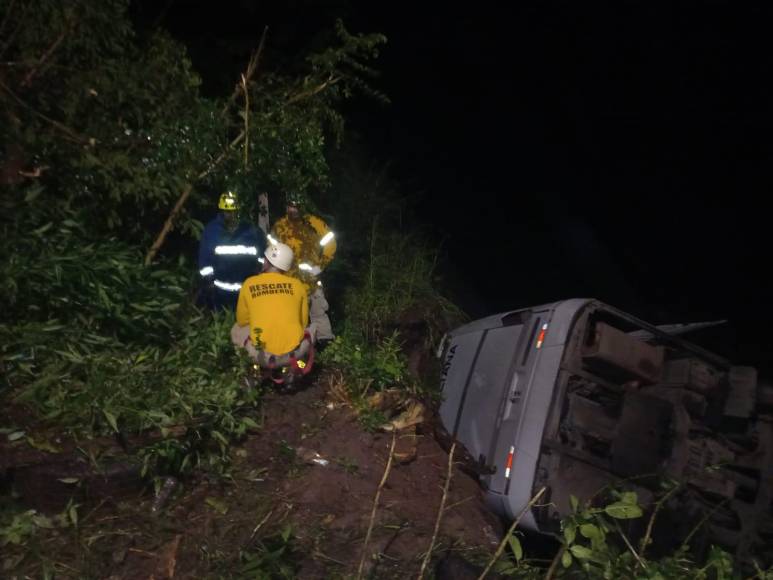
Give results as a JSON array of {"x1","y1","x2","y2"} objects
[
  {"x1": 319, "y1": 330, "x2": 406, "y2": 390},
  {"x1": 0, "y1": 187, "x2": 259, "y2": 475},
  {"x1": 0, "y1": 1, "x2": 388, "y2": 481},
  {"x1": 472, "y1": 481, "x2": 773, "y2": 579},
  {"x1": 4, "y1": 304, "x2": 258, "y2": 476},
  {"x1": 237, "y1": 525, "x2": 298, "y2": 579},
  {"x1": 487, "y1": 486, "x2": 772, "y2": 579},
  {"x1": 1, "y1": 188, "x2": 187, "y2": 335},
  {"x1": 1, "y1": 1, "x2": 387, "y2": 248},
  {"x1": 0, "y1": 508, "x2": 66, "y2": 547},
  {"x1": 317, "y1": 331, "x2": 409, "y2": 430}
]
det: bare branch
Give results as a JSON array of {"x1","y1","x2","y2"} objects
[
  {"x1": 615, "y1": 520, "x2": 647, "y2": 570},
  {"x1": 285, "y1": 74, "x2": 342, "y2": 106},
  {"x1": 356, "y1": 431, "x2": 397, "y2": 580},
  {"x1": 221, "y1": 27, "x2": 268, "y2": 115},
  {"x1": 143, "y1": 131, "x2": 245, "y2": 266},
  {"x1": 417, "y1": 443, "x2": 456, "y2": 579},
  {"x1": 21, "y1": 24, "x2": 70, "y2": 88},
  {"x1": 544, "y1": 546, "x2": 564, "y2": 580},
  {"x1": 247, "y1": 509, "x2": 273, "y2": 544},
  {"x1": 478, "y1": 487, "x2": 548, "y2": 580},
  {"x1": 241, "y1": 73, "x2": 249, "y2": 169},
  {"x1": 639, "y1": 482, "x2": 681, "y2": 561}
]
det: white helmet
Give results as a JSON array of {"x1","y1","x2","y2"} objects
[{"x1": 264, "y1": 242, "x2": 293, "y2": 271}]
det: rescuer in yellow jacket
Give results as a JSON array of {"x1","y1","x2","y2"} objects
[
  {"x1": 230, "y1": 242, "x2": 311, "y2": 360},
  {"x1": 269, "y1": 193, "x2": 336, "y2": 341}
]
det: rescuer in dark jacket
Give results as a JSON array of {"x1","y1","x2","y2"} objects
[{"x1": 198, "y1": 191, "x2": 267, "y2": 311}]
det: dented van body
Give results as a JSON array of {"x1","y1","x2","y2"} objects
[{"x1": 438, "y1": 299, "x2": 773, "y2": 564}]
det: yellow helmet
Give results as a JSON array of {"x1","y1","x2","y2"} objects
[{"x1": 218, "y1": 191, "x2": 238, "y2": 211}]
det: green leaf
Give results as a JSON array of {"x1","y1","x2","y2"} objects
[
  {"x1": 563, "y1": 522, "x2": 576, "y2": 545},
  {"x1": 27, "y1": 437, "x2": 60, "y2": 453},
  {"x1": 569, "y1": 545, "x2": 593, "y2": 560},
  {"x1": 580, "y1": 524, "x2": 601, "y2": 540},
  {"x1": 7, "y1": 431, "x2": 26, "y2": 442},
  {"x1": 103, "y1": 410, "x2": 119, "y2": 433},
  {"x1": 241, "y1": 417, "x2": 260, "y2": 429},
  {"x1": 620, "y1": 491, "x2": 638, "y2": 506},
  {"x1": 561, "y1": 549, "x2": 573, "y2": 568},
  {"x1": 205, "y1": 497, "x2": 228, "y2": 515},
  {"x1": 281, "y1": 524, "x2": 292, "y2": 542},
  {"x1": 507, "y1": 534, "x2": 523, "y2": 562},
  {"x1": 57, "y1": 478, "x2": 80, "y2": 484},
  {"x1": 33, "y1": 222, "x2": 53, "y2": 236},
  {"x1": 211, "y1": 430, "x2": 229, "y2": 446},
  {"x1": 31, "y1": 514, "x2": 55, "y2": 529},
  {"x1": 604, "y1": 502, "x2": 643, "y2": 519},
  {"x1": 570, "y1": 495, "x2": 579, "y2": 512},
  {"x1": 69, "y1": 505, "x2": 78, "y2": 527}
]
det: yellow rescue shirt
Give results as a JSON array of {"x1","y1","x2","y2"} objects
[
  {"x1": 235, "y1": 272, "x2": 309, "y2": 355},
  {"x1": 271, "y1": 214, "x2": 336, "y2": 284}
]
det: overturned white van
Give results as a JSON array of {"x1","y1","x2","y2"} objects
[{"x1": 437, "y1": 299, "x2": 773, "y2": 564}]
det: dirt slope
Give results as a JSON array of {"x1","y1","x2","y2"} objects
[{"x1": 3, "y1": 379, "x2": 504, "y2": 579}]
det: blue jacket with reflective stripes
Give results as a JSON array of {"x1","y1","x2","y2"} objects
[{"x1": 198, "y1": 214, "x2": 267, "y2": 292}]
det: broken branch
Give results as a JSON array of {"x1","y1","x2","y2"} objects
[
  {"x1": 615, "y1": 520, "x2": 647, "y2": 570},
  {"x1": 21, "y1": 22, "x2": 71, "y2": 87},
  {"x1": 143, "y1": 131, "x2": 245, "y2": 266},
  {"x1": 247, "y1": 509, "x2": 273, "y2": 545},
  {"x1": 417, "y1": 442, "x2": 456, "y2": 580},
  {"x1": 285, "y1": 74, "x2": 342, "y2": 106},
  {"x1": 544, "y1": 546, "x2": 564, "y2": 580},
  {"x1": 639, "y1": 482, "x2": 681, "y2": 561},
  {"x1": 478, "y1": 486, "x2": 547, "y2": 580},
  {"x1": 356, "y1": 430, "x2": 397, "y2": 580},
  {"x1": 242, "y1": 73, "x2": 249, "y2": 169},
  {"x1": 222, "y1": 27, "x2": 267, "y2": 115}
]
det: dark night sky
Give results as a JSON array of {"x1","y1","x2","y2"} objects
[{"x1": 135, "y1": 1, "x2": 772, "y2": 371}]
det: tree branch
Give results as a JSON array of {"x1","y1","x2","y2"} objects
[
  {"x1": 0, "y1": 78, "x2": 92, "y2": 145},
  {"x1": 221, "y1": 27, "x2": 267, "y2": 115},
  {"x1": 285, "y1": 74, "x2": 342, "y2": 106},
  {"x1": 143, "y1": 131, "x2": 245, "y2": 266},
  {"x1": 241, "y1": 73, "x2": 249, "y2": 169},
  {"x1": 615, "y1": 520, "x2": 647, "y2": 570},
  {"x1": 478, "y1": 487, "x2": 547, "y2": 580},
  {"x1": 417, "y1": 443, "x2": 456, "y2": 580},
  {"x1": 21, "y1": 22, "x2": 71, "y2": 88},
  {"x1": 544, "y1": 546, "x2": 564, "y2": 580},
  {"x1": 356, "y1": 431, "x2": 397, "y2": 580},
  {"x1": 144, "y1": 33, "x2": 271, "y2": 265},
  {"x1": 639, "y1": 482, "x2": 681, "y2": 560}
]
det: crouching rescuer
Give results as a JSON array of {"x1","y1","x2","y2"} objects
[{"x1": 230, "y1": 242, "x2": 316, "y2": 383}]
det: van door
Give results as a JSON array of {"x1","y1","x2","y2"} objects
[
  {"x1": 440, "y1": 318, "x2": 527, "y2": 485},
  {"x1": 483, "y1": 309, "x2": 554, "y2": 494}
]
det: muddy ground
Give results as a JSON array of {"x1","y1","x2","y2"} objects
[{"x1": 2, "y1": 378, "x2": 518, "y2": 579}]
